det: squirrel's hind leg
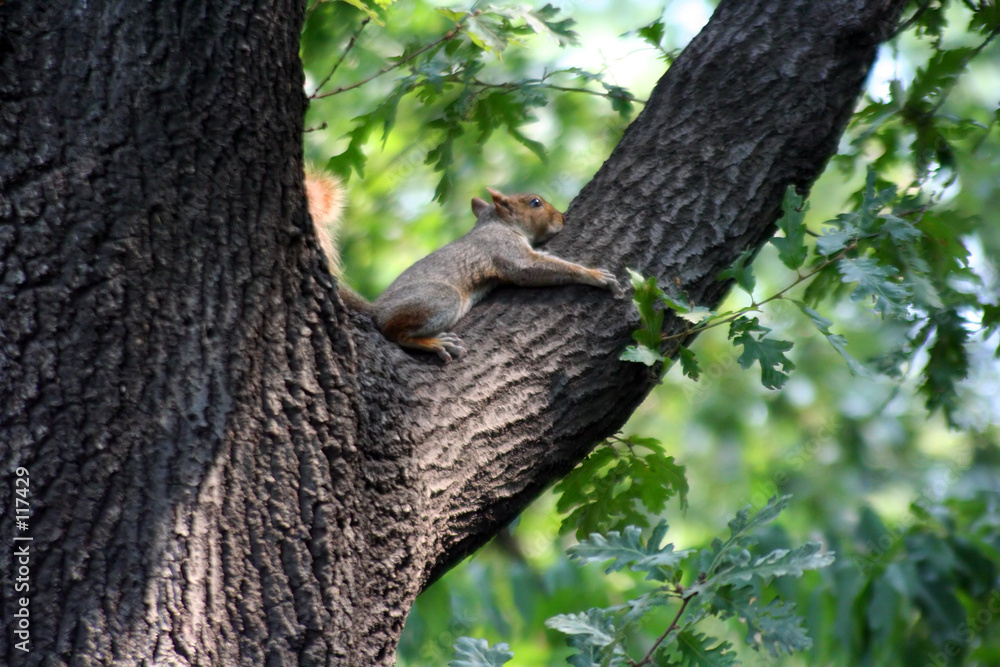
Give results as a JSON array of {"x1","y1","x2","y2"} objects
[{"x1": 377, "y1": 284, "x2": 468, "y2": 362}]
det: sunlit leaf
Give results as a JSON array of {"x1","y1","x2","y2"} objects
[
  {"x1": 450, "y1": 637, "x2": 514, "y2": 667},
  {"x1": 569, "y1": 523, "x2": 687, "y2": 579}
]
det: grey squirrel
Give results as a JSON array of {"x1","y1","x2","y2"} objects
[{"x1": 306, "y1": 171, "x2": 619, "y2": 362}]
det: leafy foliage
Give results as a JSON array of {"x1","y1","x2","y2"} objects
[
  {"x1": 555, "y1": 435, "x2": 688, "y2": 539},
  {"x1": 546, "y1": 496, "x2": 833, "y2": 666},
  {"x1": 306, "y1": 2, "x2": 638, "y2": 200},
  {"x1": 620, "y1": 268, "x2": 711, "y2": 376},
  {"x1": 621, "y1": 163, "x2": 997, "y2": 426}
]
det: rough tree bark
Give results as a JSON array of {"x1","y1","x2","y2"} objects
[{"x1": 0, "y1": 0, "x2": 906, "y2": 665}]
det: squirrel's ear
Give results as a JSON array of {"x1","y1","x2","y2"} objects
[
  {"x1": 487, "y1": 187, "x2": 513, "y2": 222},
  {"x1": 471, "y1": 197, "x2": 491, "y2": 217}
]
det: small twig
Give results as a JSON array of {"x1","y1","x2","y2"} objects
[
  {"x1": 310, "y1": 16, "x2": 372, "y2": 98},
  {"x1": 660, "y1": 246, "x2": 854, "y2": 343},
  {"x1": 631, "y1": 593, "x2": 696, "y2": 667},
  {"x1": 466, "y1": 77, "x2": 647, "y2": 105},
  {"x1": 312, "y1": 13, "x2": 477, "y2": 100},
  {"x1": 534, "y1": 83, "x2": 645, "y2": 104}
]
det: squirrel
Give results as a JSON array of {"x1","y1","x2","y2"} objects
[{"x1": 305, "y1": 170, "x2": 620, "y2": 362}]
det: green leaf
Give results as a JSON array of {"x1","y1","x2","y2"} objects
[
  {"x1": 729, "y1": 495, "x2": 789, "y2": 536},
  {"x1": 713, "y1": 592, "x2": 813, "y2": 657},
  {"x1": 620, "y1": 591, "x2": 671, "y2": 625},
  {"x1": 838, "y1": 257, "x2": 910, "y2": 317},
  {"x1": 489, "y1": 4, "x2": 580, "y2": 47},
  {"x1": 510, "y1": 129, "x2": 547, "y2": 161},
  {"x1": 630, "y1": 444, "x2": 689, "y2": 512},
  {"x1": 678, "y1": 345, "x2": 701, "y2": 381},
  {"x1": 626, "y1": 268, "x2": 665, "y2": 349},
  {"x1": 701, "y1": 495, "x2": 793, "y2": 578},
  {"x1": 339, "y1": 0, "x2": 386, "y2": 25},
  {"x1": 680, "y1": 307, "x2": 714, "y2": 325},
  {"x1": 858, "y1": 168, "x2": 898, "y2": 234},
  {"x1": 712, "y1": 542, "x2": 835, "y2": 588},
  {"x1": 983, "y1": 304, "x2": 1000, "y2": 352},
  {"x1": 920, "y1": 308, "x2": 971, "y2": 426},
  {"x1": 636, "y1": 19, "x2": 665, "y2": 50},
  {"x1": 620, "y1": 345, "x2": 665, "y2": 367},
  {"x1": 729, "y1": 317, "x2": 795, "y2": 390},
  {"x1": 672, "y1": 630, "x2": 739, "y2": 666},
  {"x1": 656, "y1": 288, "x2": 712, "y2": 324},
  {"x1": 466, "y1": 14, "x2": 509, "y2": 56},
  {"x1": 718, "y1": 248, "x2": 756, "y2": 295},
  {"x1": 906, "y1": 47, "x2": 976, "y2": 111},
  {"x1": 879, "y1": 213, "x2": 922, "y2": 244},
  {"x1": 545, "y1": 608, "x2": 619, "y2": 648},
  {"x1": 910, "y1": 1, "x2": 947, "y2": 41},
  {"x1": 626, "y1": 266, "x2": 650, "y2": 292},
  {"x1": 555, "y1": 438, "x2": 688, "y2": 537},
  {"x1": 601, "y1": 82, "x2": 635, "y2": 117},
  {"x1": 556, "y1": 461, "x2": 644, "y2": 538},
  {"x1": 770, "y1": 186, "x2": 809, "y2": 270},
  {"x1": 795, "y1": 302, "x2": 869, "y2": 376},
  {"x1": 667, "y1": 302, "x2": 714, "y2": 325},
  {"x1": 325, "y1": 143, "x2": 366, "y2": 180},
  {"x1": 867, "y1": 571, "x2": 904, "y2": 647},
  {"x1": 435, "y1": 8, "x2": 467, "y2": 23},
  {"x1": 815, "y1": 168, "x2": 901, "y2": 258},
  {"x1": 969, "y1": 1, "x2": 1000, "y2": 34},
  {"x1": 623, "y1": 269, "x2": 685, "y2": 369},
  {"x1": 568, "y1": 523, "x2": 687, "y2": 579},
  {"x1": 450, "y1": 637, "x2": 514, "y2": 667},
  {"x1": 815, "y1": 224, "x2": 855, "y2": 257}
]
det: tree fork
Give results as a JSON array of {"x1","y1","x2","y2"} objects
[{"x1": 0, "y1": 0, "x2": 907, "y2": 665}]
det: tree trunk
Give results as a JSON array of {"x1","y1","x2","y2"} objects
[{"x1": 0, "y1": 0, "x2": 905, "y2": 665}]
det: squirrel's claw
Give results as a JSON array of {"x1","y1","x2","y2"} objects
[
  {"x1": 435, "y1": 333, "x2": 467, "y2": 362},
  {"x1": 597, "y1": 269, "x2": 622, "y2": 296}
]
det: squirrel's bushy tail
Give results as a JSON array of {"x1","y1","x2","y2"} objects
[
  {"x1": 304, "y1": 169, "x2": 376, "y2": 315},
  {"x1": 305, "y1": 169, "x2": 346, "y2": 275}
]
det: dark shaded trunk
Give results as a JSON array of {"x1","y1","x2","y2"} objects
[{"x1": 0, "y1": 0, "x2": 905, "y2": 664}]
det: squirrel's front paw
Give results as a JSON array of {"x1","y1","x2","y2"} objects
[
  {"x1": 434, "y1": 333, "x2": 467, "y2": 362},
  {"x1": 595, "y1": 269, "x2": 622, "y2": 296}
]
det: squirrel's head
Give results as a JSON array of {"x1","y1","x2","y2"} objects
[{"x1": 472, "y1": 188, "x2": 565, "y2": 244}]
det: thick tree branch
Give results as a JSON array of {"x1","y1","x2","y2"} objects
[{"x1": 388, "y1": 0, "x2": 910, "y2": 586}]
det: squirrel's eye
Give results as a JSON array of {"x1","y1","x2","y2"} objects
[{"x1": 529, "y1": 197, "x2": 542, "y2": 208}]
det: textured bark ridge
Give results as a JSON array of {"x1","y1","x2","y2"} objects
[{"x1": 0, "y1": 0, "x2": 905, "y2": 665}]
